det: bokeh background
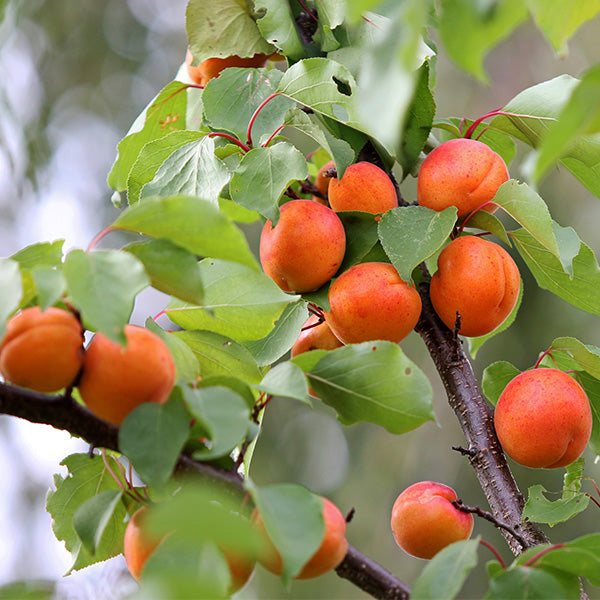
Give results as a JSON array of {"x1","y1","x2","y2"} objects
[{"x1": 0, "y1": 2, "x2": 599, "y2": 598}]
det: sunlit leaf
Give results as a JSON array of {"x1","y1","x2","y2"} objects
[
  {"x1": 481, "y1": 360, "x2": 520, "y2": 406},
  {"x1": 523, "y1": 484, "x2": 590, "y2": 526}
]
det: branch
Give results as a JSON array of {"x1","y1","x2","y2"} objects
[
  {"x1": 414, "y1": 281, "x2": 549, "y2": 553},
  {"x1": 0, "y1": 382, "x2": 410, "y2": 598}
]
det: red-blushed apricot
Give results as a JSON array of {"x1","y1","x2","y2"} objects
[
  {"x1": 259, "y1": 199, "x2": 346, "y2": 293},
  {"x1": 312, "y1": 159, "x2": 335, "y2": 204},
  {"x1": 0, "y1": 306, "x2": 84, "y2": 393},
  {"x1": 328, "y1": 162, "x2": 397, "y2": 215},
  {"x1": 222, "y1": 547, "x2": 256, "y2": 593},
  {"x1": 253, "y1": 496, "x2": 348, "y2": 579},
  {"x1": 324, "y1": 262, "x2": 422, "y2": 345},
  {"x1": 494, "y1": 368, "x2": 592, "y2": 469},
  {"x1": 391, "y1": 481, "x2": 474, "y2": 560},
  {"x1": 417, "y1": 138, "x2": 509, "y2": 218},
  {"x1": 429, "y1": 236, "x2": 520, "y2": 337},
  {"x1": 186, "y1": 48, "x2": 268, "y2": 86},
  {"x1": 78, "y1": 325, "x2": 176, "y2": 425},
  {"x1": 124, "y1": 506, "x2": 163, "y2": 582}
]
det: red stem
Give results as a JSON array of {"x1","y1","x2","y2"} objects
[
  {"x1": 87, "y1": 226, "x2": 114, "y2": 252},
  {"x1": 585, "y1": 477, "x2": 600, "y2": 500},
  {"x1": 246, "y1": 93, "x2": 280, "y2": 148},
  {"x1": 263, "y1": 124, "x2": 285, "y2": 147},
  {"x1": 297, "y1": 0, "x2": 318, "y2": 21},
  {"x1": 208, "y1": 132, "x2": 250, "y2": 153},
  {"x1": 464, "y1": 109, "x2": 506, "y2": 139},
  {"x1": 457, "y1": 201, "x2": 499, "y2": 235},
  {"x1": 479, "y1": 539, "x2": 506, "y2": 569},
  {"x1": 533, "y1": 349, "x2": 555, "y2": 369},
  {"x1": 522, "y1": 544, "x2": 566, "y2": 568}
]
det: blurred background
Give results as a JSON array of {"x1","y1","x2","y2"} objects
[{"x1": 0, "y1": 1, "x2": 599, "y2": 598}]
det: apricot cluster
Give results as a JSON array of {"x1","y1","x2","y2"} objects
[{"x1": 0, "y1": 306, "x2": 176, "y2": 426}]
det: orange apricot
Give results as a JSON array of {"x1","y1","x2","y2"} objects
[
  {"x1": 253, "y1": 496, "x2": 347, "y2": 579},
  {"x1": 325, "y1": 262, "x2": 422, "y2": 344},
  {"x1": 291, "y1": 315, "x2": 344, "y2": 357},
  {"x1": 312, "y1": 159, "x2": 335, "y2": 203},
  {"x1": 328, "y1": 162, "x2": 397, "y2": 215},
  {"x1": 391, "y1": 481, "x2": 474, "y2": 560},
  {"x1": 124, "y1": 506, "x2": 163, "y2": 582},
  {"x1": 0, "y1": 306, "x2": 84, "y2": 393},
  {"x1": 260, "y1": 199, "x2": 346, "y2": 293},
  {"x1": 417, "y1": 138, "x2": 509, "y2": 217},
  {"x1": 186, "y1": 48, "x2": 268, "y2": 86},
  {"x1": 494, "y1": 368, "x2": 592, "y2": 469},
  {"x1": 429, "y1": 236, "x2": 520, "y2": 337},
  {"x1": 78, "y1": 325, "x2": 176, "y2": 425}
]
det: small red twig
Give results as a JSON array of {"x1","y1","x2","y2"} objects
[
  {"x1": 522, "y1": 544, "x2": 566, "y2": 568},
  {"x1": 457, "y1": 201, "x2": 500, "y2": 235},
  {"x1": 585, "y1": 493, "x2": 600, "y2": 510},
  {"x1": 307, "y1": 303, "x2": 325, "y2": 320},
  {"x1": 87, "y1": 226, "x2": 114, "y2": 252},
  {"x1": 585, "y1": 476, "x2": 600, "y2": 500},
  {"x1": 208, "y1": 132, "x2": 250, "y2": 153},
  {"x1": 533, "y1": 349, "x2": 555, "y2": 369},
  {"x1": 479, "y1": 539, "x2": 506, "y2": 569},
  {"x1": 297, "y1": 0, "x2": 318, "y2": 21},
  {"x1": 464, "y1": 109, "x2": 549, "y2": 140},
  {"x1": 247, "y1": 92, "x2": 281, "y2": 148},
  {"x1": 263, "y1": 124, "x2": 285, "y2": 147}
]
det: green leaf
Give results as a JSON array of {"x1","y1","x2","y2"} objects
[
  {"x1": 512, "y1": 225, "x2": 600, "y2": 317},
  {"x1": 0, "y1": 259, "x2": 23, "y2": 340},
  {"x1": 253, "y1": 361, "x2": 310, "y2": 404},
  {"x1": 378, "y1": 206, "x2": 457, "y2": 283},
  {"x1": 0, "y1": 581, "x2": 54, "y2": 600},
  {"x1": 125, "y1": 239, "x2": 204, "y2": 305},
  {"x1": 166, "y1": 259, "x2": 295, "y2": 341},
  {"x1": 338, "y1": 211, "x2": 381, "y2": 271},
  {"x1": 140, "y1": 137, "x2": 231, "y2": 204},
  {"x1": 185, "y1": 0, "x2": 273, "y2": 64},
  {"x1": 563, "y1": 458, "x2": 584, "y2": 499},
  {"x1": 127, "y1": 130, "x2": 206, "y2": 204},
  {"x1": 183, "y1": 386, "x2": 251, "y2": 460},
  {"x1": 229, "y1": 143, "x2": 309, "y2": 222},
  {"x1": 309, "y1": 341, "x2": 436, "y2": 434},
  {"x1": 439, "y1": 0, "x2": 528, "y2": 81},
  {"x1": 46, "y1": 453, "x2": 127, "y2": 573},
  {"x1": 31, "y1": 267, "x2": 66, "y2": 311},
  {"x1": 174, "y1": 330, "x2": 263, "y2": 384},
  {"x1": 249, "y1": 483, "x2": 324, "y2": 583},
  {"x1": 527, "y1": 0, "x2": 600, "y2": 55},
  {"x1": 63, "y1": 250, "x2": 149, "y2": 344},
  {"x1": 255, "y1": 0, "x2": 304, "y2": 60},
  {"x1": 411, "y1": 539, "x2": 479, "y2": 600},
  {"x1": 482, "y1": 361, "x2": 520, "y2": 406},
  {"x1": 463, "y1": 210, "x2": 511, "y2": 245},
  {"x1": 108, "y1": 81, "x2": 188, "y2": 193},
  {"x1": 118, "y1": 397, "x2": 190, "y2": 487},
  {"x1": 549, "y1": 336, "x2": 600, "y2": 379},
  {"x1": 523, "y1": 484, "x2": 590, "y2": 526},
  {"x1": 73, "y1": 490, "x2": 124, "y2": 555},
  {"x1": 10, "y1": 240, "x2": 64, "y2": 269},
  {"x1": 112, "y1": 195, "x2": 258, "y2": 270},
  {"x1": 243, "y1": 300, "x2": 309, "y2": 367},
  {"x1": 485, "y1": 566, "x2": 580, "y2": 600}
]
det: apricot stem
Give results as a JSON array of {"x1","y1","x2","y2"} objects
[
  {"x1": 463, "y1": 109, "x2": 510, "y2": 139},
  {"x1": 479, "y1": 539, "x2": 506, "y2": 569},
  {"x1": 208, "y1": 132, "x2": 250, "y2": 153},
  {"x1": 533, "y1": 349, "x2": 555, "y2": 369},
  {"x1": 246, "y1": 92, "x2": 280, "y2": 148},
  {"x1": 585, "y1": 493, "x2": 600, "y2": 510},
  {"x1": 297, "y1": 0, "x2": 318, "y2": 21},
  {"x1": 584, "y1": 476, "x2": 600, "y2": 500},
  {"x1": 263, "y1": 124, "x2": 285, "y2": 147},
  {"x1": 522, "y1": 544, "x2": 566, "y2": 568},
  {"x1": 87, "y1": 226, "x2": 114, "y2": 252},
  {"x1": 307, "y1": 303, "x2": 325, "y2": 319}
]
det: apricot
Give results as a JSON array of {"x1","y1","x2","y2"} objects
[
  {"x1": 494, "y1": 368, "x2": 592, "y2": 469},
  {"x1": 0, "y1": 306, "x2": 84, "y2": 393},
  {"x1": 186, "y1": 48, "x2": 268, "y2": 86},
  {"x1": 312, "y1": 159, "x2": 335, "y2": 203},
  {"x1": 324, "y1": 262, "x2": 422, "y2": 344},
  {"x1": 253, "y1": 496, "x2": 347, "y2": 579},
  {"x1": 328, "y1": 162, "x2": 397, "y2": 215},
  {"x1": 124, "y1": 506, "x2": 163, "y2": 582},
  {"x1": 259, "y1": 199, "x2": 346, "y2": 293},
  {"x1": 78, "y1": 325, "x2": 176, "y2": 425},
  {"x1": 417, "y1": 138, "x2": 509, "y2": 217},
  {"x1": 291, "y1": 315, "x2": 344, "y2": 357},
  {"x1": 391, "y1": 481, "x2": 474, "y2": 560},
  {"x1": 429, "y1": 236, "x2": 520, "y2": 337}
]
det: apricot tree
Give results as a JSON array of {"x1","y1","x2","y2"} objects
[{"x1": 2, "y1": 1, "x2": 600, "y2": 599}]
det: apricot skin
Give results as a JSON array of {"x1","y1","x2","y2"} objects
[
  {"x1": 291, "y1": 315, "x2": 344, "y2": 357},
  {"x1": 328, "y1": 162, "x2": 398, "y2": 215},
  {"x1": 0, "y1": 306, "x2": 84, "y2": 393},
  {"x1": 494, "y1": 368, "x2": 592, "y2": 469},
  {"x1": 391, "y1": 481, "x2": 474, "y2": 560},
  {"x1": 186, "y1": 48, "x2": 268, "y2": 86},
  {"x1": 325, "y1": 262, "x2": 422, "y2": 345},
  {"x1": 124, "y1": 507, "x2": 162, "y2": 582},
  {"x1": 429, "y1": 236, "x2": 520, "y2": 337},
  {"x1": 254, "y1": 496, "x2": 348, "y2": 579},
  {"x1": 260, "y1": 199, "x2": 346, "y2": 293},
  {"x1": 78, "y1": 325, "x2": 176, "y2": 425},
  {"x1": 417, "y1": 138, "x2": 509, "y2": 217}
]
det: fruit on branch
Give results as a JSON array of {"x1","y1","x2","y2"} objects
[
  {"x1": 260, "y1": 199, "x2": 346, "y2": 293},
  {"x1": 417, "y1": 138, "x2": 509, "y2": 217},
  {"x1": 390, "y1": 481, "x2": 474, "y2": 560},
  {"x1": 124, "y1": 506, "x2": 164, "y2": 581},
  {"x1": 494, "y1": 368, "x2": 592, "y2": 469},
  {"x1": 186, "y1": 48, "x2": 268, "y2": 86},
  {"x1": 0, "y1": 306, "x2": 84, "y2": 393},
  {"x1": 78, "y1": 325, "x2": 176, "y2": 425},
  {"x1": 325, "y1": 262, "x2": 422, "y2": 344},
  {"x1": 222, "y1": 548, "x2": 257, "y2": 594},
  {"x1": 429, "y1": 235, "x2": 520, "y2": 337},
  {"x1": 328, "y1": 162, "x2": 398, "y2": 216},
  {"x1": 253, "y1": 496, "x2": 348, "y2": 579},
  {"x1": 312, "y1": 159, "x2": 335, "y2": 203}
]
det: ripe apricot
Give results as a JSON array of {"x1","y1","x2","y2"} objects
[
  {"x1": 494, "y1": 368, "x2": 592, "y2": 469},
  {"x1": 417, "y1": 138, "x2": 509, "y2": 217},
  {"x1": 260, "y1": 199, "x2": 346, "y2": 293},
  {"x1": 325, "y1": 262, "x2": 422, "y2": 344},
  {"x1": 291, "y1": 315, "x2": 344, "y2": 357},
  {"x1": 78, "y1": 325, "x2": 176, "y2": 425},
  {"x1": 429, "y1": 236, "x2": 520, "y2": 337},
  {"x1": 186, "y1": 48, "x2": 268, "y2": 86},
  {"x1": 253, "y1": 496, "x2": 347, "y2": 579},
  {"x1": 124, "y1": 506, "x2": 163, "y2": 582},
  {"x1": 391, "y1": 481, "x2": 474, "y2": 560},
  {"x1": 312, "y1": 159, "x2": 335, "y2": 203},
  {"x1": 328, "y1": 162, "x2": 397, "y2": 215},
  {"x1": 0, "y1": 306, "x2": 84, "y2": 393}
]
